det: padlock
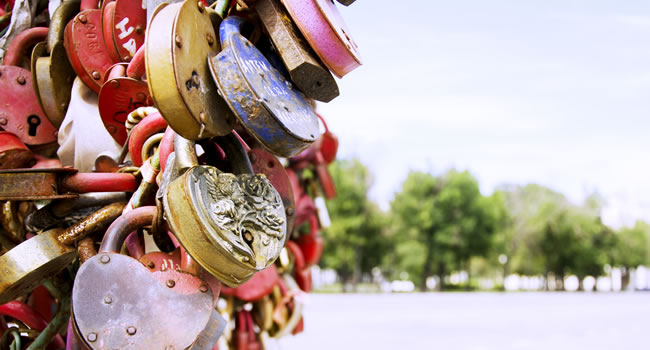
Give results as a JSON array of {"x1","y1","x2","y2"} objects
[
  {"x1": 72, "y1": 206, "x2": 214, "y2": 349},
  {"x1": 221, "y1": 264, "x2": 280, "y2": 302},
  {"x1": 163, "y1": 133, "x2": 287, "y2": 287},
  {"x1": 235, "y1": 309, "x2": 261, "y2": 350},
  {"x1": 286, "y1": 240, "x2": 311, "y2": 292},
  {"x1": 31, "y1": 0, "x2": 79, "y2": 128},
  {"x1": 0, "y1": 202, "x2": 124, "y2": 304},
  {"x1": 297, "y1": 214, "x2": 324, "y2": 267},
  {"x1": 127, "y1": 109, "x2": 167, "y2": 167},
  {"x1": 99, "y1": 47, "x2": 154, "y2": 145},
  {"x1": 101, "y1": 0, "x2": 121, "y2": 62},
  {"x1": 208, "y1": 16, "x2": 320, "y2": 158},
  {"x1": 145, "y1": 0, "x2": 236, "y2": 140},
  {"x1": 255, "y1": 0, "x2": 339, "y2": 102},
  {"x1": 280, "y1": 0, "x2": 362, "y2": 77},
  {"x1": 0, "y1": 131, "x2": 35, "y2": 169},
  {"x1": 0, "y1": 168, "x2": 138, "y2": 200},
  {"x1": 1, "y1": 200, "x2": 32, "y2": 243},
  {"x1": 0, "y1": 27, "x2": 59, "y2": 148},
  {"x1": 64, "y1": 0, "x2": 119, "y2": 93},
  {"x1": 110, "y1": 0, "x2": 147, "y2": 61}
]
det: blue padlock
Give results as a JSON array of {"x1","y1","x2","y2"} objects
[{"x1": 208, "y1": 16, "x2": 319, "y2": 158}]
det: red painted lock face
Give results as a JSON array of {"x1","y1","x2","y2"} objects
[
  {"x1": 98, "y1": 62, "x2": 153, "y2": 145},
  {"x1": 101, "y1": 0, "x2": 121, "y2": 62},
  {"x1": 112, "y1": 0, "x2": 146, "y2": 61},
  {"x1": 64, "y1": 9, "x2": 118, "y2": 93},
  {"x1": 220, "y1": 264, "x2": 280, "y2": 302},
  {"x1": 0, "y1": 28, "x2": 58, "y2": 147},
  {"x1": 0, "y1": 132, "x2": 35, "y2": 169}
]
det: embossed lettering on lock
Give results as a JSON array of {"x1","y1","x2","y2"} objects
[{"x1": 208, "y1": 17, "x2": 320, "y2": 158}]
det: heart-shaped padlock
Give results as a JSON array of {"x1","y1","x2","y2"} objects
[
  {"x1": 163, "y1": 133, "x2": 287, "y2": 287},
  {"x1": 72, "y1": 206, "x2": 214, "y2": 349}
]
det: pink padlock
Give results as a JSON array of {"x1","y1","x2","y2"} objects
[{"x1": 280, "y1": 0, "x2": 362, "y2": 78}]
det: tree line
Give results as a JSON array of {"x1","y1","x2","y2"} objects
[{"x1": 317, "y1": 159, "x2": 649, "y2": 292}]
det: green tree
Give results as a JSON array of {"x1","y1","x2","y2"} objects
[
  {"x1": 320, "y1": 159, "x2": 388, "y2": 291},
  {"x1": 391, "y1": 170, "x2": 503, "y2": 291},
  {"x1": 612, "y1": 221, "x2": 650, "y2": 289}
]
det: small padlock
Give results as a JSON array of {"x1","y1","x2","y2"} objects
[
  {"x1": 0, "y1": 202, "x2": 124, "y2": 304},
  {"x1": 64, "y1": 0, "x2": 119, "y2": 93},
  {"x1": 72, "y1": 206, "x2": 214, "y2": 349},
  {"x1": 280, "y1": 0, "x2": 362, "y2": 77},
  {"x1": 286, "y1": 240, "x2": 311, "y2": 292},
  {"x1": 163, "y1": 133, "x2": 287, "y2": 287},
  {"x1": 99, "y1": 46, "x2": 154, "y2": 145},
  {"x1": 0, "y1": 27, "x2": 59, "y2": 148},
  {"x1": 297, "y1": 214, "x2": 324, "y2": 267},
  {"x1": 0, "y1": 168, "x2": 138, "y2": 200},
  {"x1": 255, "y1": 0, "x2": 339, "y2": 102},
  {"x1": 221, "y1": 264, "x2": 280, "y2": 302},
  {"x1": 145, "y1": 0, "x2": 236, "y2": 140},
  {"x1": 31, "y1": 0, "x2": 80, "y2": 128},
  {"x1": 208, "y1": 16, "x2": 320, "y2": 157}
]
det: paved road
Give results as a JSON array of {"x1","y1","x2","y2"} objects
[{"x1": 281, "y1": 292, "x2": 650, "y2": 350}]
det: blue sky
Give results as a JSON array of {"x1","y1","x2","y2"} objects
[{"x1": 317, "y1": 0, "x2": 650, "y2": 228}]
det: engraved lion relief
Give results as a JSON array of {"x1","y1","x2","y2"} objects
[{"x1": 203, "y1": 169, "x2": 286, "y2": 269}]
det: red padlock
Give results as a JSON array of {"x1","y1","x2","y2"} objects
[
  {"x1": 0, "y1": 300, "x2": 65, "y2": 349},
  {"x1": 0, "y1": 27, "x2": 59, "y2": 148},
  {"x1": 111, "y1": 0, "x2": 147, "y2": 61},
  {"x1": 236, "y1": 310, "x2": 261, "y2": 350},
  {"x1": 99, "y1": 46, "x2": 153, "y2": 145},
  {"x1": 0, "y1": 132, "x2": 35, "y2": 169},
  {"x1": 64, "y1": 0, "x2": 119, "y2": 93},
  {"x1": 286, "y1": 240, "x2": 312, "y2": 292},
  {"x1": 127, "y1": 111, "x2": 168, "y2": 167},
  {"x1": 101, "y1": 0, "x2": 120, "y2": 62},
  {"x1": 297, "y1": 214, "x2": 324, "y2": 267},
  {"x1": 220, "y1": 265, "x2": 280, "y2": 302}
]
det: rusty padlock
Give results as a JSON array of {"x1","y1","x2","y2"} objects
[
  {"x1": 64, "y1": 0, "x2": 119, "y2": 93},
  {"x1": 255, "y1": 0, "x2": 339, "y2": 102},
  {"x1": 163, "y1": 133, "x2": 287, "y2": 287},
  {"x1": 209, "y1": 16, "x2": 320, "y2": 158},
  {"x1": 31, "y1": 0, "x2": 80, "y2": 129},
  {"x1": 145, "y1": 0, "x2": 236, "y2": 140},
  {"x1": 72, "y1": 206, "x2": 214, "y2": 349},
  {"x1": 99, "y1": 46, "x2": 153, "y2": 145},
  {"x1": 0, "y1": 131, "x2": 35, "y2": 169},
  {"x1": 0, "y1": 202, "x2": 124, "y2": 304},
  {"x1": 0, "y1": 27, "x2": 59, "y2": 149},
  {"x1": 280, "y1": 0, "x2": 362, "y2": 77},
  {"x1": 0, "y1": 168, "x2": 138, "y2": 200}
]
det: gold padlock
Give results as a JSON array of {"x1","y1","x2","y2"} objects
[
  {"x1": 163, "y1": 134, "x2": 287, "y2": 287},
  {"x1": 0, "y1": 202, "x2": 125, "y2": 304},
  {"x1": 145, "y1": 0, "x2": 235, "y2": 140}
]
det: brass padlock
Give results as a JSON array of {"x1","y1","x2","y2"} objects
[
  {"x1": 145, "y1": 0, "x2": 235, "y2": 140},
  {"x1": 255, "y1": 0, "x2": 339, "y2": 102},
  {"x1": 31, "y1": 0, "x2": 80, "y2": 128},
  {"x1": 0, "y1": 202, "x2": 125, "y2": 304},
  {"x1": 163, "y1": 134, "x2": 287, "y2": 287}
]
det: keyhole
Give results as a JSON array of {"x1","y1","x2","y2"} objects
[
  {"x1": 27, "y1": 115, "x2": 41, "y2": 136},
  {"x1": 185, "y1": 71, "x2": 200, "y2": 91}
]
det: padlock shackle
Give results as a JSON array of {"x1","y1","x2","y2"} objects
[
  {"x1": 219, "y1": 16, "x2": 245, "y2": 48},
  {"x1": 99, "y1": 206, "x2": 156, "y2": 253},
  {"x1": 0, "y1": 301, "x2": 48, "y2": 331},
  {"x1": 48, "y1": 0, "x2": 81, "y2": 50},
  {"x1": 126, "y1": 45, "x2": 146, "y2": 79},
  {"x1": 4, "y1": 27, "x2": 49, "y2": 67},
  {"x1": 173, "y1": 134, "x2": 199, "y2": 174},
  {"x1": 80, "y1": 0, "x2": 100, "y2": 11},
  {"x1": 214, "y1": 133, "x2": 254, "y2": 175},
  {"x1": 159, "y1": 127, "x2": 176, "y2": 174},
  {"x1": 106, "y1": 63, "x2": 126, "y2": 81},
  {"x1": 62, "y1": 172, "x2": 138, "y2": 193},
  {"x1": 285, "y1": 240, "x2": 305, "y2": 272},
  {"x1": 57, "y1": 202, "x2": 126, "y2": 245},
  {"x1": 128, "y1": 112, "x2": 168, "y2": 167}
]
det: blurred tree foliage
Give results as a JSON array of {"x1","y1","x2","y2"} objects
[
  {"x1": 320, "y1": 159, "x2": 389, "y2": 291},
  {"x1": 319, "y1": 160, "x2": 650, "y2": 291}
]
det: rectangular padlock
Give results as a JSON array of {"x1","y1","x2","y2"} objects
[{"x1": 256, "y1": 0, "x2": 339, "y2": 102}]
